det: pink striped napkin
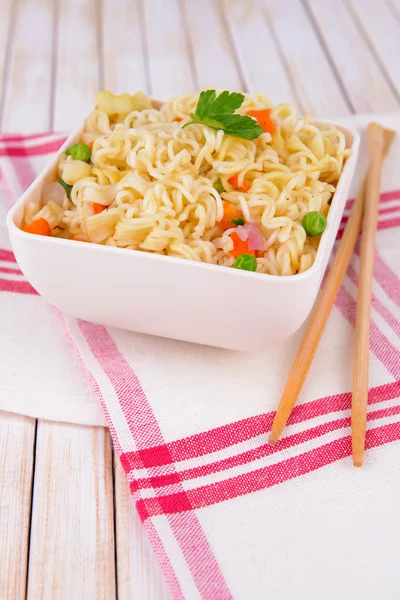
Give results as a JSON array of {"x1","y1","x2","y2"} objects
[{"x1": 1, "y1": 116, "x2": 400, "y2": 599}]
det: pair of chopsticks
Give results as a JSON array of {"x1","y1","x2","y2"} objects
[{"x1": 269, "y1": 123, "x2": 395, "y2": 467}]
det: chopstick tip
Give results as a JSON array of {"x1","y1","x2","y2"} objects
[
  {"x1": 268, "y1": 434, "x2": 278, "y2": 446},
  {"x1": 353, "y1": 458, "x2": 363, "y2": 468}
]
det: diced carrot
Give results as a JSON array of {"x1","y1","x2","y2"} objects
[
  {"x1": 246, "y1": 109, "x2": 276, "y2": 135},
  {"x1": 71, "y1": 237, "x2": 88, "y2": 242},
  {"x1": 92, "y1": 202, "x2": 107, "y2": 214},
  {"x1": 230, "y1": 232, "x2": 255, "y2": 258},
  {"x1": 88, "y1": 140, "x2": 94, "y2": 149},
  {"x1": 173, "y1": 116, "x2": 183, "y2": 122},
  {"x1": 219, "y1": 201, "x2": 242, "y2": 230},
  {"x1": 228, "y1": 174, "x2": 251, "y2": 192},
  {"x1": 22, "y1": 218, "x2": 51, "y2": 236}
]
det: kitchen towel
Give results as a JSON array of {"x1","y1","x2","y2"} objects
[{"x1": 1, "y1": 113, "x2": 400, "y2": 598}]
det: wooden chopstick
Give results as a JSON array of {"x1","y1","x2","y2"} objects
[
  {"x1": 269, "y1": 124, "x2": 395, "y2": 446},
  {"x1": 351, "y1": 123, "x2": 387, "y2": 467}
]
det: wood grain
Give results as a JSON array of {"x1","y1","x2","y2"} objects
[
  {"x1": 143, "y1": 0, "x2": 195, "y2": 98},
  {"x1": 222, "y1": 0, "x2": 297, "y2": 105},
  {"x1": 261, "y1": 0, "x2": 351, "y2": 116},
  {"x1": 348, "y1": 0, "x2": 400, "y2": 98},
  {"x1": 306, "y1": 0, "x2": 400, "y2": 113},
  {"x1": 26, "y1": 422, "x2": 116, "y2": 600},
  {"x1": 2, "y1": 0, "x2": 54, "y2": 132},
  {"x1": 102, "y1": 0, "x2": 148, "y2": 93},
  {"x1": 0, "y1": 412, "x2": 36, "y2": 600},
  {"x1": 0, "y1": 0, "x2": 15, "y2": 124},
  {"x1": 113, "y1": 456, "x2": 168, "y2": 600},
  {"x1": 53, "y1": 0, "x2": 100, "y2": 130},
  {"x1": 183, "y1": 0, "x2": 242, "y2": 91}
]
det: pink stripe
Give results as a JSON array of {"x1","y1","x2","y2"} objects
[
  {"x1": 0, "y1": 266, "x2": 22, "y2": 275},
  {"x1": 345, "y1": 190, "x2": 400, "y2": 211},
  {"x1": 0, "y1": 278, "x2": 38, "y2": 295},
  {"x1": 377, "y1": 217, "x2": 400, "y2": 230},
  {"x1": 78, "y1": 320, "x2": 232, "y2": 600},
  {"x1": 137, "y1": 420, "x2": 400, "y2": 517},
  {"x1": 56, "y1": 314, "x2": 185, "y2": 599},
  {"x1": 346, "y1": 264, "x2": 400, "y2": 338},
  {"x1": 7, "y1": 147, "x2": 38, "y2": 196},
  {"x1": 142, "y1": 520, "x2": 185, "y2": 600},
  {"x1": 0, "y1": 138, "x2": 66, "y2": 156},
  {"x1": 132, "y1": 404, "x2": 400, "y2": 489},
  {"x1": 0, "y1": 249, "x2": 16, "y2": 263},
  {"x1": 335, "y1": 286, "x2": 400, "y2": 379},
  {"x1": 362, "y1": 250, "x2": 400, "y2": 308},
  {"x1": 121, "y1": 381, "x2": 400, "y2": 470},
  {"x1": 0, "y1": 132, "x2": 56, "y2": 142},
  {"x1": 341, "y1": 204, "x2": 400, "y2": 226}
]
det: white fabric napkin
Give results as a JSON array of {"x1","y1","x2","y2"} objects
[{"x1": 1, "y1": 114, "x2": 400, "y2": 599}]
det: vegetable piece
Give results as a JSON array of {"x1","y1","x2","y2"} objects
[
  {"x1": 182, "y1": 90, "x2": 263, "y2": 140},
  {"x1": 245, "y1": 223, "x2": 264, "y2": 250},
  {"x1": 246, "y1": 109, "x2": 276, "y2": 135},
  {"x1": 95, "y1": 90, "x2": 151, "y2": 119},
  {"x1": 173, "y1": 116, "x2": 183, "y2": 122},
  {"x1": 57, "y1": 178, "x2": 72, "y2": 198},
  {"x1": 92, "y1": 202, "x2": 108, "y2": 214},
  {"x1": 232, "y1": 217, "x2": 245, "y2": 226},
  {"x1": 66, "y1": 143, "x2": 91, "y2": 162},
  {"x1": 71, "y1": 237, "x2": 87, "y2": 242},
  {"x1": 213, "y1": 178, "x2": 225, "y2": 194},
  {"x1": 42, "y1": 181, "x2": 67, "y2": 207},
  {"x1": 233, "y1": 253, "x2": 257, "y2": 272},
  {"x1": 230, "y1": 231, "x2": 255, "y2": 257},
  {"x1": 228, "y1": 174, "x2": 251, "y2": 192},
  {"x1": 220, "y1": 201, "x2": 242, "y2": 229},
  {"x1": 88, "y1": 141, "x2": 94, "y2": 149},
  {"x1": 302, "y1": 211, "x2": 327, "y2": 237},
  {"x1": 22, "y1": 218, "x2": 51, "y2": 236}
]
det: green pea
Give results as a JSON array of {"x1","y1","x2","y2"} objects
[
  {"x1": 233, "y1": 253, "x2": 257, "y2": 272},
  {"x1": 213, "y1": 178, "x2": 225, "y2": 194},
  {"x1": 232, "y1": 217, "x2": 245, "y2": 226},
  {"x1": 302, "y1": 211, "x2": 327, "y2": 237},
  {"x1": 66, "y1": 143, "x2": 91, "y2": 162},
  {"x1": 58, "y1": 178, "x2": 73, "y2": 198}
]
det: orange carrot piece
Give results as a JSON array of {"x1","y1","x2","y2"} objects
[
  {"x1": 247, "y1": 109, "x2": 276, "y2": 135},
  {"x1": 220, "y1": 201, "x2": 242, "y2": 230},
  {"x1": 230, "y1": 232, "x2": 255, "y2": 258},
  {"x1": 88, "y1": 140, "x2": 94, "y2": 149},
  {"x1": 92, "y1": 202, "x2": 107, "y2": 214},
  {"x1": 228, "y1": 174, "x2": 251, "y2": 192},
  {"x1": 22, "y1": 218, "x2": 51, "y2": 236}
]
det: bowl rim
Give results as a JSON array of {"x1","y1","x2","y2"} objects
[{"x1": 6, "y1": 100, "x2": 360, "y2": 284}]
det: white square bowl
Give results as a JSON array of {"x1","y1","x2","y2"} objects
[{"x1": 7, "y1": 104, "x2": 359, "y2": 351}]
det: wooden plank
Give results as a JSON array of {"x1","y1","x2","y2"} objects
[
  {"x1": 0, "y1": 412, "x2": 36, "y2": 600},
  {"x1": 102, "y1": 0, "x2": 148, "y2": 93},
  {"x1": 306, "y1": 0, "x2": 400, "y2": 113},
  {"x1": 222, "y1": 0, "x2": 297, "y2": 105},
  {"x1": 114, "y1": 456, "x2": 168, "y2": 600},
  {"x1": 2, "y1": 0, "x2": 54, "y2": 133},
  {"x1": 261, "y1": 0, "x2": 351, "y2": 116},
  {"x1": 143, "y1": 0, "x2": 195, "y2": 98},
  {"x1": 183, "y1": 0, "x2": 243, "y2": 91},
  {"x1": 53, "y1": 0, "x2": 99, "y2": 131},
  {"x1": 27, "y1": 422, "x2": 116, "y2": 600},
  {"x1": 348, "y1": 0, "x2": 400, "y2": 98},
  {"x1": 0, "y1": 0, "x2": 15, "y2": 124}
]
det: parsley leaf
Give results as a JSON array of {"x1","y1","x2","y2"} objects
[{"x1": 183, "y1": 90, "x2": 263, "y2": 140}]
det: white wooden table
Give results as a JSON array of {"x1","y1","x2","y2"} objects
[{"x1": 1, "y1": 1, "x2": 400, "y2": 598}]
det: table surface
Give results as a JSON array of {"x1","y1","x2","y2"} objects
[{"x1": 1, "y1": 0, "x2": 400, "y2": 598}]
